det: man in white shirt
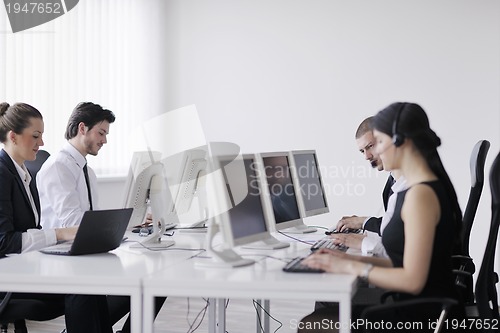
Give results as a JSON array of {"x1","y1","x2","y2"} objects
[
  {"x1": 37, "y1": 102, "x2": 164, "y2": 333},
  {"x1": 37, "y1": 102, "x2": 114, "y2": 229}
]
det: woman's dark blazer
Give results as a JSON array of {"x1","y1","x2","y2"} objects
[{"x1": 0, "y1": 149, "x2": 41, "y2": 257}]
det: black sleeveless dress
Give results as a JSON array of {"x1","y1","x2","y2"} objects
[{"x1": 379, "y1": 180, "x2": 463, "y2": 330}]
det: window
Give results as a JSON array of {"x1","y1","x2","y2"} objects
[{"x1": 0, "y1": 0, "x2": 164, "y2": 176}]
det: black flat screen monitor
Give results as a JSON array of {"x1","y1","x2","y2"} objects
[
  {"x1": 259, "y1": 152, "x2": 304, "y2": 231},
  {"x1": 290, "y1": 150, "x2": 329, "y2": 217}
]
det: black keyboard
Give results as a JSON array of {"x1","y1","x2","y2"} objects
[
  {"x1": 310, "y1": 238, "x2": 348, "y2": 252},
  {"x1": 283, "y1": 257, "x2": 324, "y2": 273},
  {"x1": 325, "y1": 228, "x2": 362, "y2": 235}
]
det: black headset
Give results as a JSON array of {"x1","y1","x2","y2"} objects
[{"x1": 392, "y1": 103, "x2": 405, "y2": 147}]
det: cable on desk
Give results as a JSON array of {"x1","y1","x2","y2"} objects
[
  {"x1": 128, "y1": 240, "x2": 206, "y2": 252},
  {"x1": 277, "y1": 231, "x2": 316, "y2": 245},
  {"x1": 172, "y1": 226, "x2": 208, "y2": 231},
  {"x1": 253, "y1": 299, "x2": 283, "y2": 333},
  {"x1": 254, "y1": 255, "x2": 290, "y2": 263},
  {"x1": 308, "y1": 225, "x2": 329, "y2": 230},
  {"x1": 187, "y1": 249, "x2": 206, "y2": 260}
]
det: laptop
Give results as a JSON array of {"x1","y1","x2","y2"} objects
[{"x1": 40, "y1": 208, "x2": 133, "y2": 255}]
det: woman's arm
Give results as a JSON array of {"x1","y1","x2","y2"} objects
[{"x1": 305, "y1": 184, "x2": 440, "y2": 295}]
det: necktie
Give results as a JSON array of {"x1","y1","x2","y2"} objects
[{"x1": 83, "y1": 163, "x2": 93, "y2": 211}]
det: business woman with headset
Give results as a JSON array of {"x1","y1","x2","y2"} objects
[{"x1": 300, "y1": 102, "x2": 464, "y2": 332}]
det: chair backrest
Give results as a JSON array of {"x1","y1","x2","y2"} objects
[
  {"x1": 24, "y1": 149, "x2": 50, "y2": 188},
  {"x1": 462, "y1": 140, "x2": 490, "y2": 256},
  {"x1": 475, "y1": 150, "x2": 500, "y2": 320}
]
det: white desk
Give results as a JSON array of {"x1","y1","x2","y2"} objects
[
  {"x1": 0, "y1": 232, "x2": 204, "y2": 333},
  {"x1": 143, "y1": 243, "x2": 358, "y2": 333},
  {"x1": 0, "y1": 231, "x2": 358, "y2": 333}
]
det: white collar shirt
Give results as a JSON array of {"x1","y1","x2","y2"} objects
[
  {"x1": 38, "y1": 142, "x2": 99, "y2": 229},
  {"x1": 11, "y1": 157, "x2": 39, "y2": 227},
  {"x1": 361, "y1": 175, "x2": 408, "y2": 257}
]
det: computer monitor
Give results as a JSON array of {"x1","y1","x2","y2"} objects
[
  {"x1": 202, "y1": 153, "x2": 288, "y2": 268},
  {"x1": 122, "y1": 151, "x2": 178, "y2": 249},
  {"x1": 257, "y1": 152, "x2": 316, "y2": 234},
  {"x1": 289, "y1": 150, "x2": 330, "y2": 218},
  {"x1": 162, "y1": 147, "x2": 208, "y2": 230}
]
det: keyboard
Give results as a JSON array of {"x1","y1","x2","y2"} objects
[
  {"x1": 310, "y1": 238, "x2": 348, "y2": 252},
  {"x1": 325, "y1": 227, "x2": 362, "y2": 235},
  {"x1": 283, "y1": 257, "x2": 324, "y2": 273}
]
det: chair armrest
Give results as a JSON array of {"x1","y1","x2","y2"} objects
[
  {"x1": 452, "y1": 255, "x2": 475, "y2": 274},
  {"x1": 453, "y1": 269, "x2": 472, "y2": 289}
]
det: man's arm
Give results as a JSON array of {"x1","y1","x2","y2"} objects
[{"x1": 364, "y1": 216, "x2": 382, "y2": 235}]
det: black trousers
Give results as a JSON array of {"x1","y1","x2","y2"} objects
[
  {"x1": 107, "y1": 296, "x2": 167, "y2": 333},
  {"x1": 4, "y1": 293, "x2": 112, "y2": 333}
]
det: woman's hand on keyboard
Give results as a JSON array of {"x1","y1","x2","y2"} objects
[{"x1": 302, "y1": 248, "x2": 364, "y2": 275}]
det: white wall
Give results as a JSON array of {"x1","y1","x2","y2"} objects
[{"x1": 99, "y1": 0, "x2": 500, "y2": 286}]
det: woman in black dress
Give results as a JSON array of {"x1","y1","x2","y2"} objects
[{"x1": 301, "y1": 102, "x2": 464, "y2": 332}]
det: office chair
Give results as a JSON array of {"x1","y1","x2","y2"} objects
[
  {"x1": 24, "y1": 149, "x2": 50, "y2": 188},
  {"x1": 453, "y1": 140, "x2": 490, "y2": 303},
  {"x1": 444, "y1": 150, "x2": 500, "y2": 329},
  {"x1": 473, "y1": 150, "x2": 500, "y2": 322},
  {"x1": 462, "y1": 140, "x2": 491, "y2": 257}
]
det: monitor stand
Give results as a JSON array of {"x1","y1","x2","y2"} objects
[
  {"x1": 195, "y1": 223, "x2": 254, "y2": 268},
  {"x1": 242, "y1": 236, "x2": 290, "y2": 250},
  {"x1": 283, "y1": 223, "x2": 317, "y2": 234},
  {"x1": 131, "y1": 218, "x2": 175, "y2": 249}
]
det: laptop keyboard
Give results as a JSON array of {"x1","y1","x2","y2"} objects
[
  {"x1": 40, "y1": 242, "x2": 73, "y2": 255},
  {"x1": 283, "y1": 257, "x2": 324, "y2": 273},
  {"x1": 310, "y1": 238, "x2": 348, "y2": 252}
]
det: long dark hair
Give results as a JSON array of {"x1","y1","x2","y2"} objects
[{"x1": 373, "y1": 102, "x2": 463, "y2": 254}]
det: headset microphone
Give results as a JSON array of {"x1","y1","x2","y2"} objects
[
  {"x1": 392, "y1": 103, "x2": 406, "y2": 147},
  {"x1": 370, "y1": 142, "x2": 393, "y2": 169}
]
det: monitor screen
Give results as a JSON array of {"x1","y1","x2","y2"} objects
[
  {"x1": 290, "y1": 150, "x2": 329, "y2": 217},
  {"x1": 260, "y1": 153, "x2": 303, "y2": 231},
  {"x1": 222, "y1": 156, "x2": 269, "y2": 243},
  {"x1": 201, "y1": 152, "x2": 291, "y2": 267}
]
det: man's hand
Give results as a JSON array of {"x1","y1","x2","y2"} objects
[
  {"x1": 55, "y1": 226, "x2": 79, "y2": 242},
  {"x1": 336, "y1": 215, "x2": 367, "y2": 231}
]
